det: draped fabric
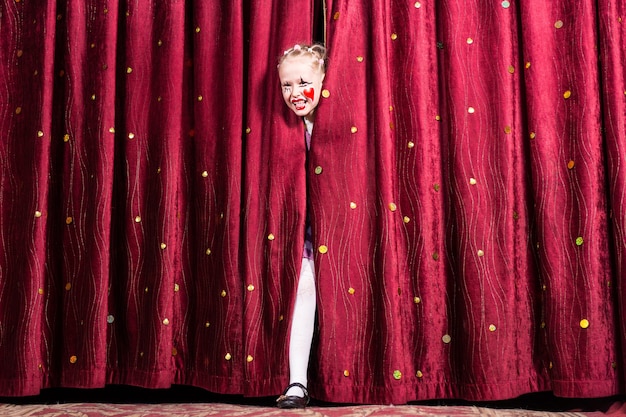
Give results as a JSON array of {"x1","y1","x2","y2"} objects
[{"x1": 0, "y1": 0, "x2": 625, "y2": 405}]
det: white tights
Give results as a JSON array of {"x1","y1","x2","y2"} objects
[{"x1": 285, "y1": 257, "x2": 316, "y2": 397}]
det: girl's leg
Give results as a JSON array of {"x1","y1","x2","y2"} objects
[{"x1": 285, "y1": 257, "x2": 316, "y2": 397}]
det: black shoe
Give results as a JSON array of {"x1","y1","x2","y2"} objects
[{"x1": 276, "y1": 382, "x2": 310, "y2": 409}]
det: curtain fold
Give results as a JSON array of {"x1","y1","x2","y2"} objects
[
  {"x1": 599, "y1": 0, "x2": 626, "y2": 389},
  {"x1": 180, "y1": 0, "x2": 245, "y2": 394},
  {"x1": 241, "y1": 0, "x2": 313, "y2": 396},
  {"x1": 520, "y1": 0, "x2": 618, "y2": 398},
  {"x1": 0, "y1": 0, "x2": 58, "y2": 397},
  {"x1": 0, "y1": 0, "x2": 625, "y2": 404}
]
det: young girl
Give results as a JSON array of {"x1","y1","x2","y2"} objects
[{"x1": 275, "y1": 43, "x2": 327, "y2": 409}]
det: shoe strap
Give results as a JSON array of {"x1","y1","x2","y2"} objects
[{"x1": 283, "y1": 382, "x2": 309, "y2": 398}]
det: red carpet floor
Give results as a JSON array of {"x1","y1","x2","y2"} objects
[
  {"x1": 1, "y1": 386, "x2": 624, "y2": 417},
  {"x1": 0, "y1": 402, "x2": 625, "y2": 417}
]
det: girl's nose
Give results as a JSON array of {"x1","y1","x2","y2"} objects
[{"x1": 290, "y1": 86, "x2": 302, "y2": 98}]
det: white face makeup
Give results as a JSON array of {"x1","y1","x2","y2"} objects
[{"x1": 278, "y1": 56, "x2": 325, "y2": 120}]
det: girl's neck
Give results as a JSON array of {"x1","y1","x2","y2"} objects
[{"x1": 303, "y1": 115, "x2": 314, "y2": 135}]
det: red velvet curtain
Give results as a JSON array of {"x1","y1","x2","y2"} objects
[{"x1": 0, "y1": 0, "x2": 625, "y2": 405}]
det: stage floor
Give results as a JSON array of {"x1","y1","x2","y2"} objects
[
  {"x1": 0, "y1": 401, "x2": 623, "y2": 416},
  {"x1": 1, "y1": 386, "x2": 623, "y2": 417}
]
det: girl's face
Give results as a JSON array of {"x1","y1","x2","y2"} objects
[{"x1": 278, "y1": 56, "x2": 325, "y2": 119}]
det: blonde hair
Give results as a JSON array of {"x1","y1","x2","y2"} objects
[{"x1": 278, "y1": 43, "x2": 327, "y2": 73}]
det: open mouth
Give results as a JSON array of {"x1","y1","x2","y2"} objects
[{"x1": 291, "y1": 98, "x2": 307, "y2": 111}]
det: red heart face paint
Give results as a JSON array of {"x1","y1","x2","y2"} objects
[{"x1": 303, "y1": 88, "x2": 315, "y2": 101}]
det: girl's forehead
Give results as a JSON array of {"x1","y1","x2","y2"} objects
[
  {"x1": 279, "y1": 57, "x2": 321, "y2": 77},
  {"x1": 281, "y1": 56, "x2": 314, "y2": 69}
]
